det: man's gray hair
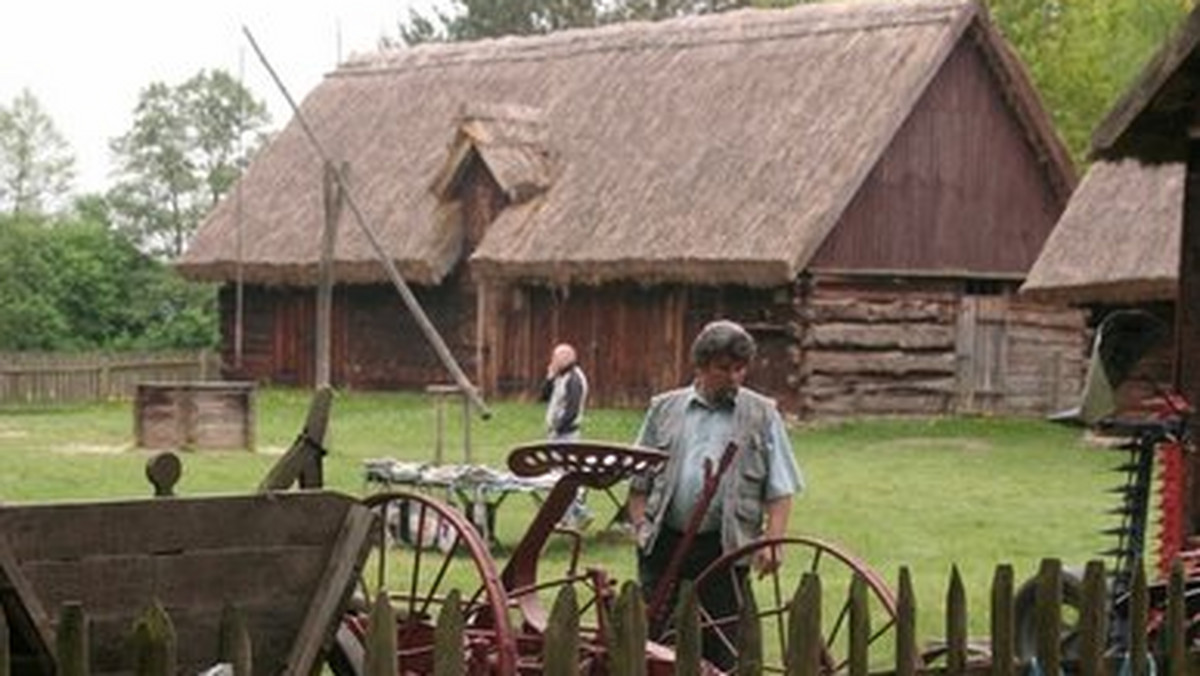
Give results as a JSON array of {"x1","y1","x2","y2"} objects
[{"x1": 691, "y1": 320, "x2": 756, "y2": 366}]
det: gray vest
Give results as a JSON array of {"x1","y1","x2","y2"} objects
[{"x1": 634, "y1": 387, "x2": 776, "y2": 558}]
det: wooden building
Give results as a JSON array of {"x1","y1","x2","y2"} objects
[
  {"x1": 179, "y1": 0, "x2": 1083, "y2": 418},
  {"x1": 1051, "y1": 4, "x2": 1200, "y2": 528},
  {"x1": 1021, "y1": 160, "x2": 1181, "y2": 412}
]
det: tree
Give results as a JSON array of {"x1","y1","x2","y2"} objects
[
  {"x1": 0, "y1": 88, "x2": 76, "y2": 217},
  {"x1": 108, "y1": 70, "x2": 270, "y2": 258},
  {"x1": 0, "y1": 210, "x2": 218, "y2": 351},
  {"x1": 985, "y1": 0, "x2": 1191, "y2": 164}
]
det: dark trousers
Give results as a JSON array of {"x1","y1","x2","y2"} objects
[{"x1": 638, "y1": 527, "x2": 745, "y2": 671}]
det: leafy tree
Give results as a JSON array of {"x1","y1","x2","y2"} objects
[
  {"x1": 986, "y1": 0, "x2": 1190, "y2": 164},
  {"x1": 108, "y1": 69, "x2": 269, "y2": 258},
  {"x1": 0, "y1": 88, "x2": 76, "y2": 217},
  {"x1": 0, "y1": 211, "x2": 218, "y2": 351}
]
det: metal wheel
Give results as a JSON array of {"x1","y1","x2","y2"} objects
[
  {"x1": 332, "y1": 491, "x2": 517, "y2": 675},
  {"x1": 689, "y1": 536, "x2": 900, "y2": 674}
]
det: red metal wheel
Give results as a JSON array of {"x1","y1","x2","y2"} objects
[
  {"x1": 687, "y1": 536, "x2": 900, "y2": 674},
  {"x1": 333, "y1": 491, "x2": 518, "y2": 675}
]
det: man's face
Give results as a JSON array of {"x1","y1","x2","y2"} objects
[{"x1": 695, "y1": 355, "x2": 748, "y2": 405}]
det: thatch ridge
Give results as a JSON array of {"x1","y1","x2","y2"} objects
[
  {"x1": 180, "y1": 0, "x2": 1068, "y2": 288},
  {"x1": 1021, "y1": 160, "x2": 1180, "y2": 305}
]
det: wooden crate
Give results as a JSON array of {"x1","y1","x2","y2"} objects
[{"x1": 134, "y1": 381, "x2": 255, "y2": 451}]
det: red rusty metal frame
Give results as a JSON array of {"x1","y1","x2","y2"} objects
[{"x1": 359, "y1": 491, "x2": 519, "y2": 673}]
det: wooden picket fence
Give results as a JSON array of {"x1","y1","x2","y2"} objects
[
  {"x1": 0, "y1": 350, "x2": 217, "y2": 405},
  {"x1": 11, "y1": 556, "x2": 1199, "y2": 675}
]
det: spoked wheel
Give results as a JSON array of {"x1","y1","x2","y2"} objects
[
  {"x1": 689, "y1": 536, "x2": 900, "y2": 674},
  {"x1": 1013, "y1": 568, "x2": 1085, "y2": 663},
  {"x1": 330, "y1": 491, "x2": 517, "y2": 675}
]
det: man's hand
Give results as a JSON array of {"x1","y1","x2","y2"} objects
[{"x1": 752, "y1": 542, "x2": 783, "y2": 577}]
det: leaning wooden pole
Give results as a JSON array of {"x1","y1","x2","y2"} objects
[
  {"x1": 243, "y1": 26, "x2": 491, "y2": 419},
  {"x1": 315, "y1": 161, "x2": 344, "y2": 390}
]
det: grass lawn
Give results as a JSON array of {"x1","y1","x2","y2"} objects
[{"x1": 0, "y1": 387, "x2": 1122, "y2": 653}]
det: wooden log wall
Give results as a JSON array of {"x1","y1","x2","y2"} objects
[{"x1": 798, "y1": 277, "x2": 1086, "y2": 419}]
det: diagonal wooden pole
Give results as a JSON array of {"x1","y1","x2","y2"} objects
[{"x1": 242, "y1": 25, "x2": 491, "y2": 419}]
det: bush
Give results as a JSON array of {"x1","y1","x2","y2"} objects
[{"x1": 0, "y1": 212, "x2": 217, "y2": 351}]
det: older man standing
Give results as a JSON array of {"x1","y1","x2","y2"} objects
[
  {"x1": 540, "y1": 343, "x2": 588, "y2": 440},
  {"x1": 627, "y1": 320, "x2": 803, "y2": 670},
  {"x1": 540, "y1": 342, "x2": 592, "y2": 528}
]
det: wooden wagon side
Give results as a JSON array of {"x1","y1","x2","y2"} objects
[{"x1": 0, "y1": 491, "x2": 373, "y2": 676}]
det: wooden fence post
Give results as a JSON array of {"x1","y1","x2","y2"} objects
[
  {"x1": 990, "y1": 564, "x2": 1014, "y2": 676},
  {"x1": 1079, "y1": 560, "x2": 1107, "y2": 676},
  {"x1": 735, "y1": 576, "x2": 762, "y2": 676},
  {"x1": 848, "y1": 574, "x2": 869, "y2": 676},
  {"x1": 0, "y1": 603, "x2": 9, "y2": 676},
  {"x1": 218, "y1": 603, "x2": 252, "y2": 676},
  {"x1": 786, "y1": 572, "x2": 821, "y2": 675},
  {"x1": 364, "y1": 592, "x2": 397, "y2": 676},
  {"x1": 1129, "y1": 562, "x2": 1149, "y2": 676},
  {"x1": 607, "y1": 581, "x2": 646, "y2": 676},
  {"x1": 670, "y1": 581, "x2": 701, "y2": 676},
  {"x1": 57, "y1": 602, "x2": 88, "y2": 676},
  {"x1": 0, "y1": 600, "x2": 8, "y2": 676},
  {"x1": 896, "y1": 567, "x2": 917, "y2": 676},
  {"x1": 132, "y1": 601, "x2": 176, "y2": 676},
  {"x1": 1165, "y1": 558, "x2": 1186, "y2": 676},
  {"x1": 946, "y1": 565, "x2": 967, "y2": 675},
  {"x1": 434, "y1": 589, "x2": 464, "y2": 676},
  {"x1": 544, "y1": 585, "x2": 580, "y2": 676},
  {"x1": 1035, "y1": 558, "x2": 1062, "y2": 676}
]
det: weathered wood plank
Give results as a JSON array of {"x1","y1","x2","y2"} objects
[
  {"x1": 0, "y1": 493, "x2": 355, "y2": 561},
  {"x1": 805, "y1": 323, "x2": 954, "y2": 350},
  {"x1": 22, "y1": 547, "x2": 327, "y2": 614},
  {"x1": 804, "y1": 298, "x2": 955, "y2": 323},
  {"x1": 285, "y1": 503, "x2": 375, "y2": 676},
  {"x1": 0, "y1": 535, "x2": 54, "y2": 674},
  {"x1": 807, "y1": 351, "x2": 957, "y2": 376}
]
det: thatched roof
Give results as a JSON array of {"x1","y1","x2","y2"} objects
[
  {"x1": 1092, "y1": 7, "x2": 1200, "y2": 163},
  {"x1": 180, "y1": 0, "x2": 1070, "y2": 287},
  {"x1": 1021, "y1": 160, "x2": 1180, "y2": 305}
]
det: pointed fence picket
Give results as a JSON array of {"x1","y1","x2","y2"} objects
[{"x1": 4, "y1": 557, "x2": 1198, "y2": 676}]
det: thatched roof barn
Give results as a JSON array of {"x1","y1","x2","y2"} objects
[
  {"x1": 181, "y1": 0, "x2": 1083, "y2": 417},
  {"x1": 1022, "y1": 160, "x2": 1181, "y2": 306},
  {"x1": 1080, "y1": 1, "x2": 1200, "y2": 533}
]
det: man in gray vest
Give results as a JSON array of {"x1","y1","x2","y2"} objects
[{"x1": 627, "y1": 320, "x2": 803, "y2": 670}]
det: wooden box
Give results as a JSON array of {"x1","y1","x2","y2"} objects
[{"x1": 134, "y1": 381, "x2": 255, "y2": 450}]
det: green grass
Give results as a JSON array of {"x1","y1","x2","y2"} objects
[{"x1": 0, "y1": 388, "x2": 1123, "y2": 653}]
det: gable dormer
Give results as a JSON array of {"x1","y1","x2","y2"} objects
[{"x1": 432, "y1": 103, "x2": 555, "y2": 253}]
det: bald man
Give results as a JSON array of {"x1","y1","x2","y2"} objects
[{"x1": 540, "y1": 343, "x2": 588, "y2": 440}]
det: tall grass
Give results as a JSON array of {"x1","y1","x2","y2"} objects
[{"x1": 0, "y1": 388, "x2": 1122, "y2": 648}]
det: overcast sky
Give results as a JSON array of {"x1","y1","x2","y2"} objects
[{"x1": 1, "y1": 0, "x2": 436, "y2": 194}]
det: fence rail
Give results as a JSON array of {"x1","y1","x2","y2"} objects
[
  {"x1": 15, "y1": 555, "x2": 1200, "y2": 675},
  {"x1": 0, "y1": 350, "x2": 219, "y2": 405}
]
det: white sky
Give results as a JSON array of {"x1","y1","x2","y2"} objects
[{"x1": 1, "y1": 0, "x2": 437, "y2": 194}]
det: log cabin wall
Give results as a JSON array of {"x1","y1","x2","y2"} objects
[
  {"x1": 484, "y1": 282, "x2": 799, "y2": 411},
  {"x1": 798, "y1": 275, "x2": 1086, "y2": 419},
  {"x1": 219, "y1": 280, "x2": 477, "y2": 390}
]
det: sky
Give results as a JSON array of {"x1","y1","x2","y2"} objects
[{"x1": 1, "y1": 0, "x2": 437, "y2": 194}]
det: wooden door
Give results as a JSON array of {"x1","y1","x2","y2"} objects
[{"x1": 955, "y1": 295, "x2": 1008, "y2": 414}]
